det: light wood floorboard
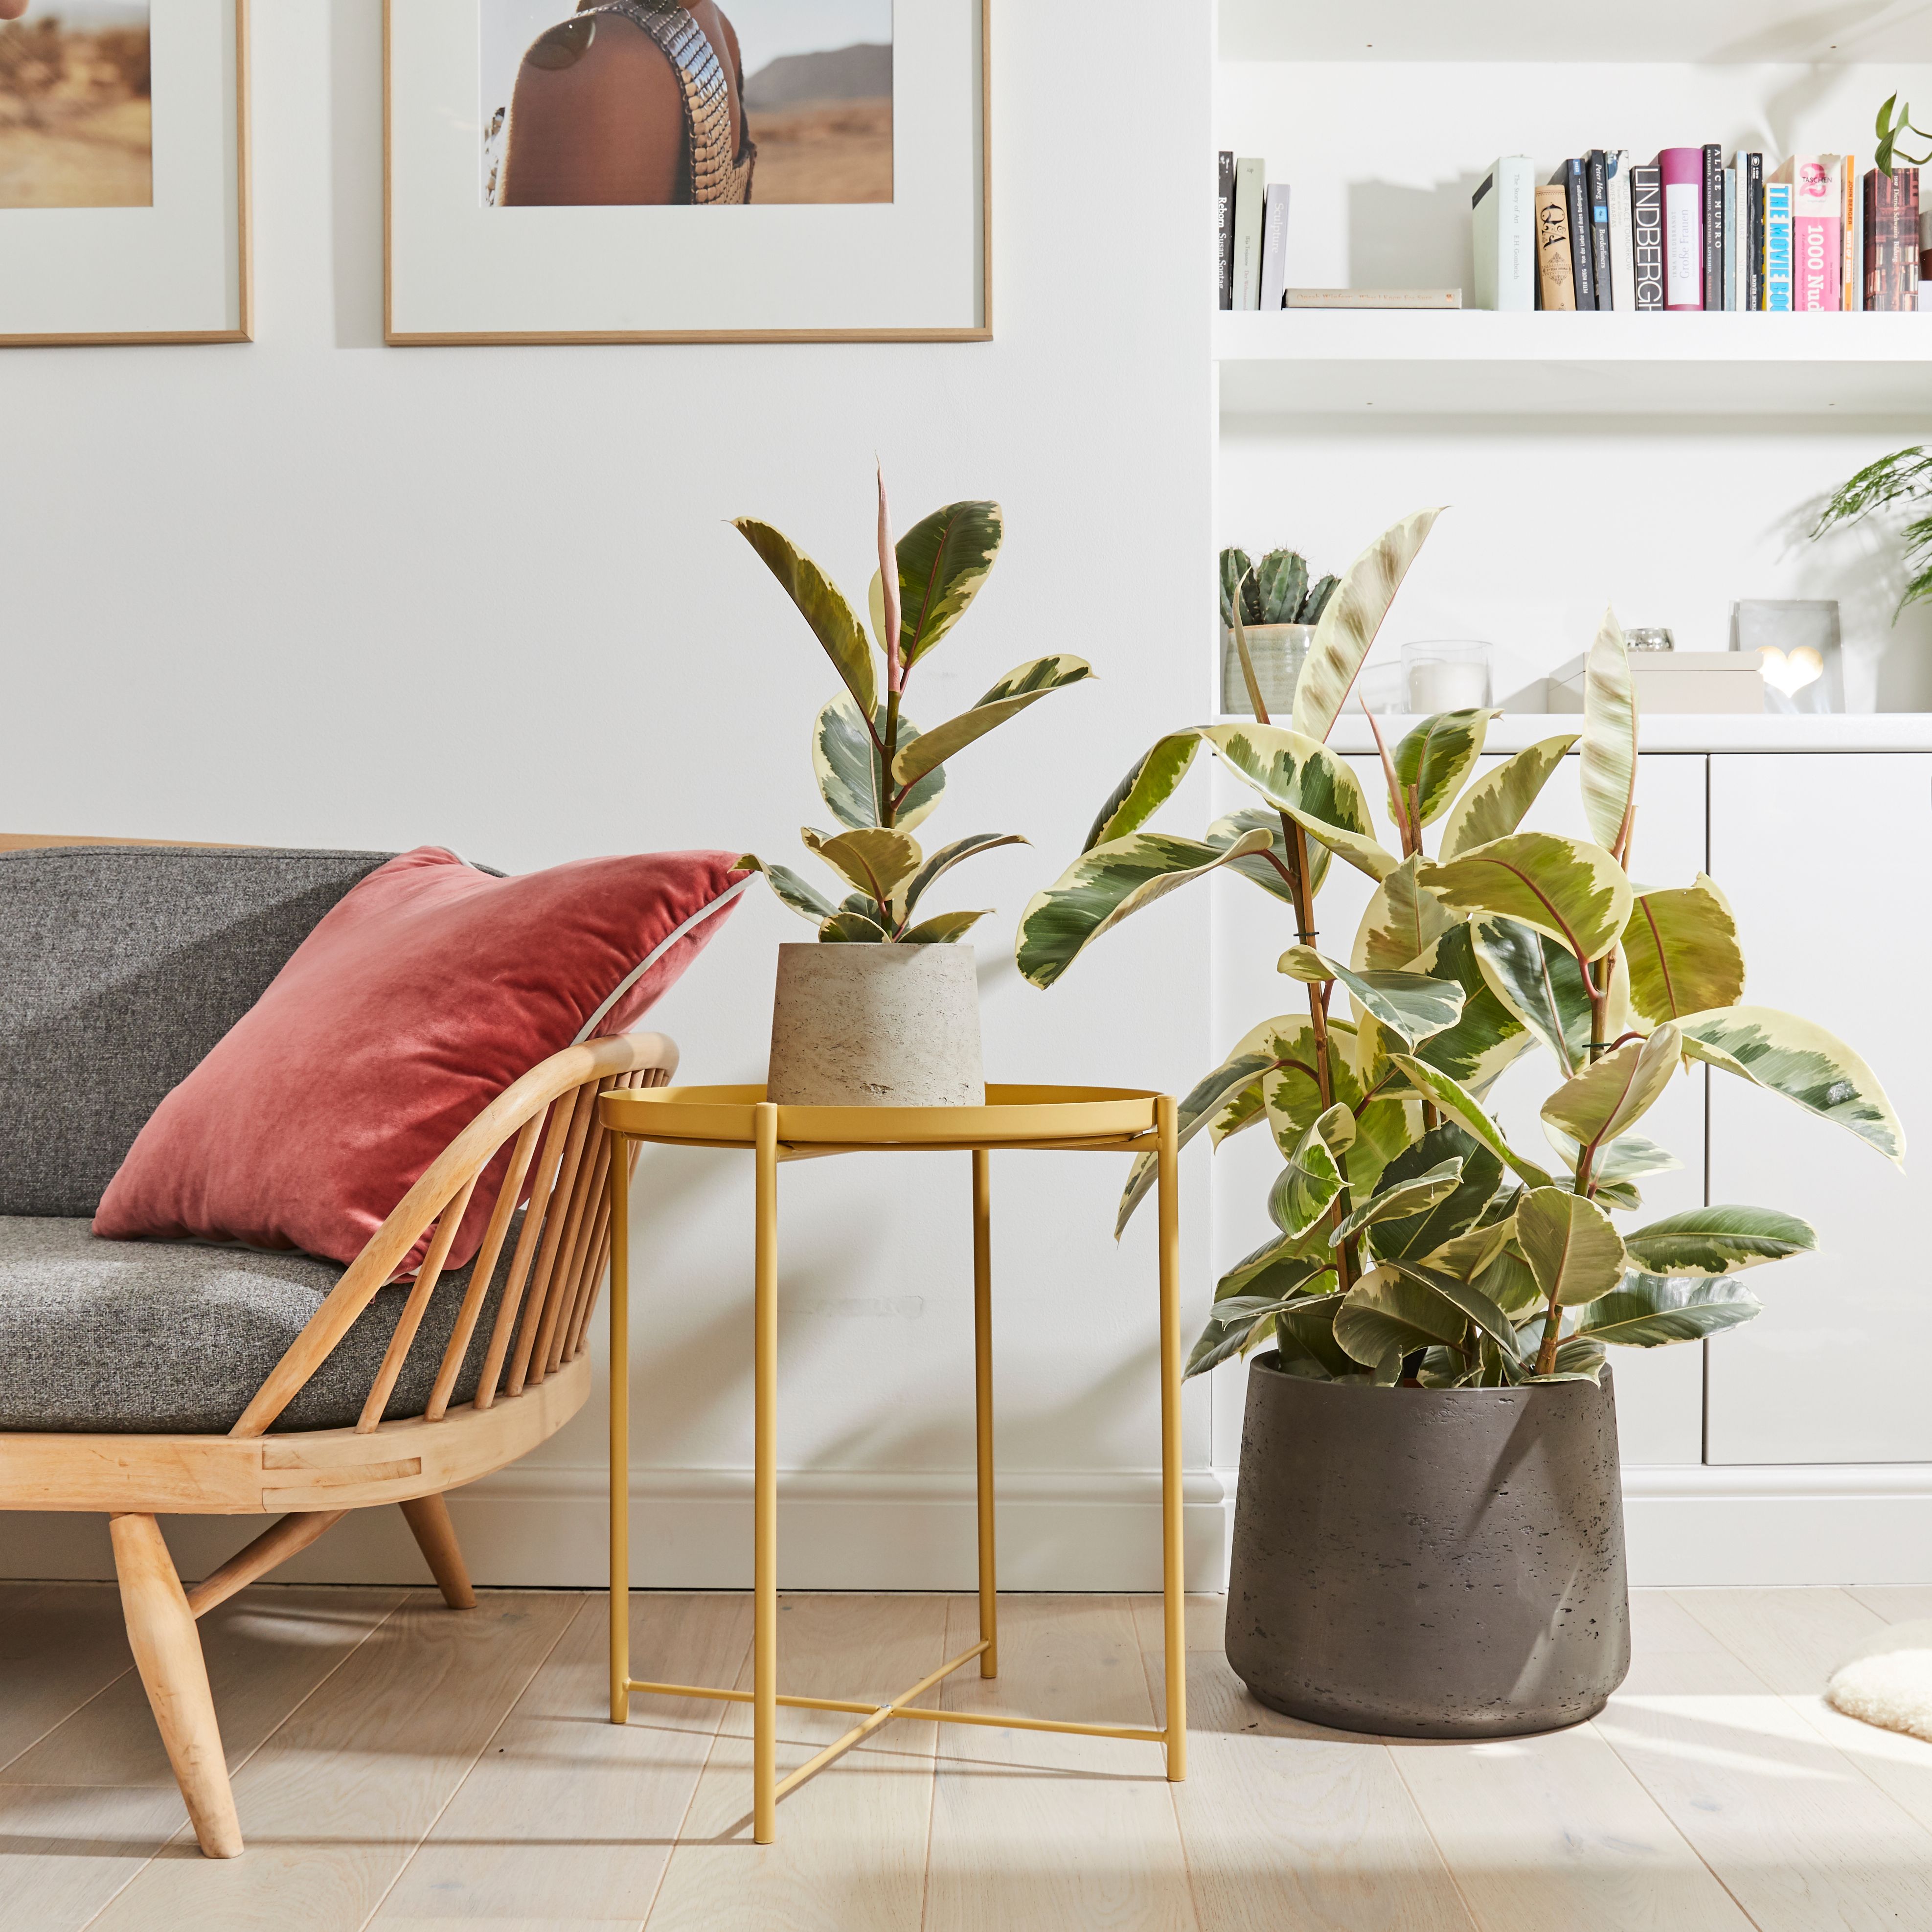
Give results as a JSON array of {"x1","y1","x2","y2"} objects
[{"x1": 3, "y1": 1585, "x2": 1932, "y2": 1931}]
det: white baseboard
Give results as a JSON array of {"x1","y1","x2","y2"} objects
[{"x1": 6, "y1": 1461, "x2": 1930, "y2": 1591}]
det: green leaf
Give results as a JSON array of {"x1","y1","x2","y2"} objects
[
  {"x1": 871, "y1": 499, "x2": 1003, "y2": 669},
  {"x1": 1544, "y1": 1129, "x2": 1682, "y2": 1208},
  {"x1": 900, "y1": 833, "x2": 1025, "y2": 918},
  {"x1": 1268, "y1": 1104, "x2": 1355, "y2": 1239},
  {"x1": 1470, "y1": 915, "x2": 1596, "y2": 1076},
  {"x1": 890, "y1": 656, "x2": 1093, "y2": 789},
  {"x1": 1408, "y1": 925, "x2": 1533, "y2": 1096},
  {"x1": 1348, "y1": 1092, "x2": 1423, "y2": 1199},
  {"x1": 1330, "y1": 1159, "x2": 1464, "y2": 1247},
  {"x1": 1383, "y1": 1257, "x2": 1521, "y2": 1359},
  {"x1": 1573, "y1": 1274, "x2": 1763, "y2": 1347},
  {"x1": 1015, "y1": 828, "x2": 1273, "y2": 991},
  {"x1": 1216, "y1": 1231, "x2": 1337, "y2": 1303},
  {"x1": 1290, "y1": 507, "x2": 1445, "y2": 742},
  {"x1": 813, "y1": 697, "x2": 945, "y2": 834},
  {"x1": 1276, "y1": 1290, "x2": 1355, "y2": 1376},
  {"x1": 1515, "y1": 1187, "x2": 1628, "y2": 1307},
  {"x1": 1621, "y1": 1205, "x2": 1817, "y2": 1277},
  {"x1": 1196, "y1": 724, "x2": 1398, "y2": 880},
  {"x1": 1083, "y1": 734, "x2": 1201, "y2": 851},
  {"x1": 1390, "y1": 707, "x2": 1492, "y2": 826},
  {"x1": 1578, "y1": 609, "x2": 1637, "y2": 854},
  {"x1": 1352, "y1": 854, "x2": 1455, "y2": 971},
  {"x1": 738, "y1": 854, "x2": 838, "y2": 927},
  {"x1": 1421, "y1": 1212, "x2": 1517, "y2": 1284},
  {"x1": 736, "y1": 519, "x2": 875, "y2": 718},
  {"x1": 1262, "y1": 1029, "x2": 1366, "y2": 1157},
  {"x1": 1207, "y1": 806, "x2": 1324, "y2": 905},
  {"x1": 899, "y1": 909, "x2": 992, "y2": 944},
  {"x1": 1676, "y1": 1005, "x2": 1905, "y2": 1167},
  {"x1": 800, "y1": 826, "x2": 922, "y2": 905},
  {"x1": 1367, "y1": 1126, "x2": 1503, "y2": 1262},
  {"x1": 1440, "y1": 734, "x2": 1580, "y2": 860},
  {"x1": 1186, "y1": 1295, "x2": 1285, "y2": 1376},
  {"x1": 1530, "y1": 1336, "x2": 1608, "y2": 1384},
  {"x1": 819, "y1": 910, "x2": 890, "y2": 942},
  {"x1": 1477, "y1": 1244, "x2": 1542, "y2": 1319},
  {"x1": 1277, "y1": 946, "x2": 1466, "y2": 1048},
  {"x1": 1623, "y1": 874, "x2": 1746, "y2": 1029},
  {"x1": 1417, "y1": 830, "x2": 1634, "y2": 963},
  {"x1": 1541, "y1": 1025, "x2": 1682, "y2": 1151},
  {"x1": 1386, "y1": 1054, "x2": 1557, "y2": 1188},
  {"x1": 1334, "y1": 1263, "x2": 1470, "y2": 1367}
]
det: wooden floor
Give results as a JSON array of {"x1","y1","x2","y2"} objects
[{"x1": 4, "y1": 1584, "x2": 1932, "y2": 1930}]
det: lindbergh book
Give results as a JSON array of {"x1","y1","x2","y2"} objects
[{"x1": 1629, "y1": 164, "x2": 1664, "y2": 309}]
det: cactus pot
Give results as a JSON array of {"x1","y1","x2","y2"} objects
[
  {"x1": 766, "y1": 942, "x2": 985, "y2": 1108},
  {"x1": 1225, "y1": 1357, "x2": 1631, "y2": 1738},
  {"x1": 1222, "y1": 622, "x2": 1315, "y2": 715}
]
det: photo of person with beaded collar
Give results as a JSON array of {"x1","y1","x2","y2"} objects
[{"x1": 480, "y1": 0, "x2": 891, "y2": 206}]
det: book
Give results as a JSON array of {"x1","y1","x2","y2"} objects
[
  {"x1": 1702, "y1": 144, "x2": 1725, "y2": 310},
  {"x1": 1550, "y1": 158, "x2": 1596, "y2": 308},
  {"x1": 1723, "y1": 165, "x2": 1738, "y2": 308},
  {"x1": 1741, "y1": 152, "x2": 1764, "y2": 311},
  {"x1": 1217, "y1": 151, "x2": 1234, "y2": 310},
  {"x1": 1844, "y1": 154, "x2": 1860, "y2": 309},
  {"x1": 1535, "y1": 184, "x2": 1577, "y2": 310},
  {"x1": 1607, "y1": 150, "x2": 1636, "y2": 311},
  {"x1": 1773, "y1": 156, "x2": 1841, "y2": 310},
  {"x1": 1472, "y1": 156, "x2": 1536, "y2": 310},
  {"x1": 1588, "y1": 150, "x2": 1615, "y2": 307},
  {"x1": 1630, "y1": 164, "x2": 1664, "y2": 309},
  {"x1": 1282, "y1": 288, "x2": 1463, "y2": 308},
  {"x1": 1258, "y1": 184, "x2": 1291, "y2": 312},
  {"x1": 1657, "y1": 148, "x2": 1704, "y2": 308},
  {"x1": 1765, "y1": 178, "x2": 1794, "y2": 309},
  {"x1": 1922, "y1": 205, "x2": 1932, "y2": 282},
  {"x1": 1232, "y1": 157, "x2": 1266, "y2": 310},
  {"x1": 1865, "y1": 167, "x2": 1921, "y2": 311}
]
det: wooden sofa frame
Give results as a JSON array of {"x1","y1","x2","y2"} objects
[{"x1": 0, "y1": 1028, "x2": 676, "y2": 1858}]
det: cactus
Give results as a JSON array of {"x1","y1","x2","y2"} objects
[
  {"x1": 1299, "y1": 572, "x2": 1339, "y2": 624},
  {"x1": 1250, "y1": 549, "x2": 1309, "y2": 625},
  {"x1": 1218, "y1": 547, "x2": 1251, "y2": 627}
]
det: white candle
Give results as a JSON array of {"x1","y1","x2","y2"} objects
[{"x1": 1407, "y1": 659, "x2": 1489, "y2": 714}]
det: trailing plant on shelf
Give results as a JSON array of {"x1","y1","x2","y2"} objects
[
  {"x1": 735, "y1": 474, "x2": 1091, "y2": 943},
  {"x1": 1876, "y1": 92, "x2": 1932, "y2": 176},
  {"x1": 1814, "y1": 445, "x2": 1932, "y2": 615},
  {"x1": 1019, "y1": 510, "x2": 1903, "y2": 1389},
  {"x1": 1220, "y1": 546, "x2": 1338, "y2": 629}
]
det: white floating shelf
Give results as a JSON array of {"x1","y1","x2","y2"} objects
[
  {"x1": 1279, "y1": 714, "x2": 1932, "y2": 756},
  {"x1": 1215, "y1": 311, "x2": 1932, "y2": 415}
]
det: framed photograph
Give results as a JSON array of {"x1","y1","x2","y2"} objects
[
  {"x1": 0, "y1": 0, "x2": 250, "y2": 346},
  {"x1": 385, "y1": 0, "x2": 988, "y2": 344}
]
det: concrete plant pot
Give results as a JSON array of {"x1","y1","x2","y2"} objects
[
  {"x1": 766, "y1": 942, "x2": 984, "y2": 1108},
  {"x1": 1225, "y1": 1357, "x2": 1630, "y2": 1738},
  {"x1": 1222, "y1": 621, "x2": 1315, "y2": 716}
]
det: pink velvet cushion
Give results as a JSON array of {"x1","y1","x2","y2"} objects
[{"x1": 93, "y1": 846, "x2": 746, "y2": 1272}]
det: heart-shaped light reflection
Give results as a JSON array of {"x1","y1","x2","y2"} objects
[{"x1": 1757, "y1": 645, "x2": 1824, "y2": 696}]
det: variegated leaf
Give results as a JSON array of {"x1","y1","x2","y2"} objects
[
  {"x1": 1208, "y1": 805, "x2": 1323, "y2": 905},
  {"x1": 1572, "y1": 1274, "x2": 1763, "y2": 1347},
  {"x1": 868, "y1": 499, "x2": 1003, "y2": 668},
  {"x1": 1389, "y1": 707, "x2": 1492, "y2": 827},
  {"x1": 800, "y1": 825, "x2": 922, "y2": 905},
  {"x1": 1541, "y1": 1025, "x2": 1682, "y2": 1151},
  {"x1": 737, "y1": 854, "x2": 838, "y2": 927},
  {"x1": 1418, "y1": 830, "x2": 1634, "y2": 963},
  {"x1": 1422, "y1": 1213, "x2": 1517, "y2": 1283},
  {"x1": 814, "y1": 696, "x2": 945, "y2": 834},
  {"x1": 1407, "y1": 925, "x2": 1531, "y2": 1094},
  {"x1": 1262, "y1": 1030, "x2": 1366, "y2": 1157},
  {"x1": 1331, "y1": 1159, "x2": 1464, "y2": 1246},
  {"x1": 1623, "y1": 874, "x2": 1746, "y2": 1029},
  {"x1": 899, "y1": 909, "x2": 991, "y2": 944},
  {"x1": 1544, "y1": 1128, "x2": 1682, "y2": 1208},
  {"x1": 1578, "y1": 609, "x2": 1637, "y2": 855},
  {"x1": 1386, "y1": 1054, "x2": 1557, "y2": 1188},
  {"x1": 1527, "y1": 1336, "x2": 1608, "y2": 1384},
  {"x1": 1348, "y1": 1092, "x2": 1423, "y2": 1200},
  {"x1": 1083, "y1": 733, "x2": 1201, "y2": 850},
  {"x1": 890, "y1": 656, "x2": 1093, "y2": 789},
  {"x1": 1215, "y1": 1227, "x2": 1337, "y2": 1301},
  {"x1": 1197, "y1": 724, "x2": 1398, "y2": 880},
  {"x1": 736, "y1": 519, "x2": 876, "y2": 718},
  {"x1": 1353, "y1": 854, "x2": 1455, "y2": 971},
  {"x1": 1334, "y1": 1262, "x2": 1469, "y2": 1368},
  {"x1": 1470, "y1": 914, "x2": 1597, "y2": 1075},
  {"x1": 1383, "y1": 1257, "x2": 1521, "y2": 1358},
  {"x1": 1268, "y1": 1104, "x2": 1356, "y2": 1238},
  {"x1": 1290, "y1": 507, "x2": 1445, "y2": 742},
  {"x1": 1676, "y1": 1005, "x2": 1905, "y2": 1166},
  {"x1": 1622, "y1": 1205, "x2": 1816, "y2": 1276},
  {"x1": 1365, "y1": 1127, "x2": 1503, "y2": 1263},
  {"x1": 1278, "y1": 946, "x2": 1466, "y2": 1047},
  {"x1": 1186, "y1": 1295, "x2": 1287, "y2": 1377},
  {"x1": 820, "y1": 909, "x2": 890, "y2": 942},
  {"x1": 1440, "y1": 733, "x2": 1580, "y2": 860},
  {"x1": 901, "y1": 833, "x2": 1025, "y2": 918},
  {"x1": 1477, "y1": 1244, "x2": 1542, "y2": 1319},
  {"x1": 1516, "y1": 1187, "x2": 1628, "y2": 1307}
]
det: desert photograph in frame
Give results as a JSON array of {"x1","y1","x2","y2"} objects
[
  {"x1": 0, "y1": 0, "x2": 249, "y2": 346},
  {"x1": 388, "y1": 0, "x2": 985, "y2": 344}
]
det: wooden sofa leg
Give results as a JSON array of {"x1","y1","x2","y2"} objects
[
  {"x1": 400, "y1": 1493, "x2": 476, "y2": 1608},
  {"x1": 109, "y1": 1513, "x2": 244, "y2": 1860}
]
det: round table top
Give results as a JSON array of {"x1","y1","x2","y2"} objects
[{"x1": 598, "y1": 1083, "x2": 1163, "y2": 1151}]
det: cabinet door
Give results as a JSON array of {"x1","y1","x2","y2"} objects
[{"x1": 1705, "y1": 753, "x2": 1932, "y2": 1464}]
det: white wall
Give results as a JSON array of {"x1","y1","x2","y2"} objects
[{"x1": 0, "y1": 0, "x2": 1224, "y2": 1589}]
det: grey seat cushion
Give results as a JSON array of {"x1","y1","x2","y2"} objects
[
  {"x1": 0, "y1": 1217, "x2": 527, "y2": 1433},
  {"x1": 0, "y1": 846, "x2": 399, "y2": 1217}
]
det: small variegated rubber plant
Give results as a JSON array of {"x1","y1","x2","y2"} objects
[
  {"x1": 735, "y1": 472, "x2": 1091, "y2": 942},
  {"x1": 1018, "y1": 510, "x2": 1905, "y2": 1390}
]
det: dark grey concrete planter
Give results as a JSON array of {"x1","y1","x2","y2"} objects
[{"x1": 1225, "y1": 1356, "x2": 1630, "y2": 1738}]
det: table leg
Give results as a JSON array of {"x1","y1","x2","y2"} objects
[
  {"x1": 972, "y1": 1149, "x2": 998, "y2": 1679},
  {"x1": 753, "y1": 1101, "x2": 780, "y2": 1844},
  {"x1": 609, "y1": 1136, "x2": 630, "y2": 1727},
  {"x1": 1156, "y1": 1093, "x2": 1187, "y2": 1782}
]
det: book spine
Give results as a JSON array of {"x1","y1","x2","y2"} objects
[
  {"x1": 1744, "y1": 154, "x2": 1764, "y2": 310},
  {"x1": 1630, "y1": 164, "x2": 1664, "y2": 309},
  {"x1": 1844, "y1": 154, "x2": 1860, "y2": 309},
  {"x1": 1588, "y1": 150, "x2": 1615, "y2": 307},
  {"x1": 1553, "y1": 159, "x2": 1596, "y2": 308},
  {"x1": 1608, "y1": 150, "x2": 1637, "y2": 310},
  {"x1": 1702, "y1": 143, "x2": 1724, "y2": 310},
  {"x1": 1865, "y1": 167, "x2": 1921, "y2": 312},
  {"x1": 1793, "y1": 209, "x2": 1840, "y2": 309},
  {"x1": 1723, "y1": 166, "x2": 1738, "y2": 308},
  {"x1": 1535, "y1": 184, "x2": 1577, "y2": 310},
  {"x1": 1217, "y1": 151, "x2": 1234, "y2": 310},
  {"x1": 1658, "y1": 148, "x2": 1704, "y2": 308},
  {"x1": 1232, "y1": 158, "x2": 1266, "y2": 310},
  {"x1": 1258, "y1": 184, "x2": 1291, "y2": 312},
  {"x1": 1765, "y1": 181, "x2": 1794, "y2": 309},
  {"x1": 1501, "y1": 156, "x2": 1536, "y2": 310}
]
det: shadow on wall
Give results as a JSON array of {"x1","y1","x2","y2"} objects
[{"x1": 1348, "y1": 177, "x2": 1481, "y2": 297}]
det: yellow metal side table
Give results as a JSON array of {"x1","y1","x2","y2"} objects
[{"x1": 598, "y1": 1083, "x2": 1187, "y2": 1844}]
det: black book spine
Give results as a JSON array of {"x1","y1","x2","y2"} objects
[
  {"x1": 1742, "y1": 153, "x2": 1763, "y2": 310},
  {"x1": 1551, "y1": 159, "x2": 1596, "y2": 308},
  {"x1": 1702, "y1": 143, "x2": 1725, "y2": 310},
  {"x1": 1630, "y1": 164, "x2": 1664, "y2": 309},
  {"x1": 1588, "y1": 150, "x2": 1614, "y2": 307},
  {"x1": 1217, "y1": 151, "x2": 1234, "y2": 310}
]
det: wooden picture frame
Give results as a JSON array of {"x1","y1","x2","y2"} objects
[
  {"x1": 0, "y1": 0, "x2": 252, "y2": 348},
  {"x1": 383, "y1": 0, "x2": 990, "y2": 345}
]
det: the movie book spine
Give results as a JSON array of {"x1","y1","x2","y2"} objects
[
  {"x1": 1764, "y1": 179, "x2": 1794, "y2": 309},
  {"x1": 1742, "y1": 153, "x2": 1764, "y2": 311},
  {"x1": 1551, "y1": 159, "x2": 1596, "y2": 308},
  {"x1": 1588, "y1": 150, "x2": 1615, "y2": 308},
  {"x1": 1630, "y1": 164, "x2": 1664, "y2": 309},
  {"x1": 1702, "y1": 143, "x2": 1725, "y2": 310},
  {"x1": 1217, "y1": 151, "x2": 1234, "y2": 310},
  {"x1": 1232, "y1": 157, "x2": 1266, "y2": 309},
  {"x1": 1536, "y1": 184, "x2": 1577, "y2": 310},
  {"x1": 1259, "y1": 184, "x2": 1291, "y2": 312},
  {"x1": 1658, "y1": 148, "x2": 1704, "y2": 308},
  {"x1": 1608, "y1": 150, "x2": 1637, "y2": 310}
]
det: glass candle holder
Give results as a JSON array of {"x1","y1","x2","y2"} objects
[
  {"x1": 1731, "y1": 600, "x2": 1842, "y2": 715},
  {"x1": 1626, "y1": 628, "x2": 1676, "y2": 652},
  {"x1": 1402, "y1": 641, "x2": 1492, "y2": 715}
]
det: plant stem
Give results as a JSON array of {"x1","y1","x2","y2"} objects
[
  {"x1": 880, "y1": 690, "x2": 902, "y2": 830},
  {"x1": 1534, "y1": 1299, "x2": 1562, "y2": 1377}
]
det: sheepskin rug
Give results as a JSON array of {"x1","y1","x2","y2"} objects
[{"x1": 1825, "y1": 1619, "x2": 1932, "y2": 1742}]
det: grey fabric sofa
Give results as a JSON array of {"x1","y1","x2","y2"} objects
[{"x1": 0, "y1": 839, "x2": 677, "y2": 1859}]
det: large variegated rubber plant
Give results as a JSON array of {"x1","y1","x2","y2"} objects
[
  {"x1": 736, "y1": 472, "x2": 1091, "y2": 942},
  {"x1": 1017, "y1": 510, "x2": 1903, "y2": 1388}
]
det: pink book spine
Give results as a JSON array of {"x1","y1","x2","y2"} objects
[
  {"x1": 1789, "y1": 157, "x2": 1842, "y2": 309},
  {"x1": 1657, "y1": 147, "x2": 1704, "y2": 309}
]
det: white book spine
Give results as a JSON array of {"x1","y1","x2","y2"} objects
[
  {"x1": 1723, "y1": 167, "x2": 1738, "y2": 308},
  {"x1": 1608, "y1": 150, "x2": 1636, "y2": 311},
  {"x1": 1473, "y1": 155, "x2": 1535, "y2": 310},
  {"x1": 1258, "y1": 184, "x2": 1291, "y2": 312},
  {"x1": 1664, "y1": 181, "x2": 1700, "y2": 306},
  {"x1": 1232, "y1": 159, "x2": 1267, "y2": 310}
]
